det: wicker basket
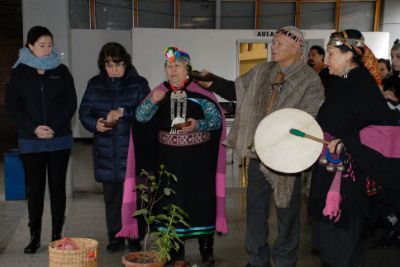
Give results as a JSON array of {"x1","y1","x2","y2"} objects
[{"x1": 48, "y1": 238, "x2": 98, "y2": 267}]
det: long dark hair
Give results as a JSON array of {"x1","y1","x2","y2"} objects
[
  {"x1": 97, "y1": 42, "x2": 132, "y2": 72},
  {"x1": 25, "y1": 26, "x2": 53, "y2": 47}
]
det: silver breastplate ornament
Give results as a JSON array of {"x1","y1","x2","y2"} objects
[{"x1": 170, "y1": 90, "x2": 187, "y2": 133}]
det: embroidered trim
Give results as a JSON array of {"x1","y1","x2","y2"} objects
[
  {"x1": 158, "y1": 225, "x2": 215, "y2": 233},
  {"x1": 159, "y1": 131, "x2": 211, "y2": 146},
  {"x1": 157, "y1": 225, "x2": 215, "y2": 237}
]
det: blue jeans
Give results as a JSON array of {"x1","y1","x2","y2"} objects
[{"x1": 245, "y1": 159, "x2": 301, "y2": 267}]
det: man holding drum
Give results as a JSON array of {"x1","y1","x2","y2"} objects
[{"x1": 199, "y1": 26, "x2": 324, "y2": 267}]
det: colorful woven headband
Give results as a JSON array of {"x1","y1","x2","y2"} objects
[
  {"x1": 275, "y1": 29, "x2": 304, "y2": 46},
  {"x1": 164, "y1": 46, "x2": 191, "y2": 63},
  {"x1": 328, "y1": 31, "x2": 365, "y2": 50}
]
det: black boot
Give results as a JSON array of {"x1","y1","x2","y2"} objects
[
  {"x1": 198, "y1": 236, "x2": 215, "y2": 265},
  {"x1": 24, "y1": 228, "x2": 41, "y2": 254},
  {"x1": 51, "y1": 216, "x2": 64, "y2": 241},
  {"x1": 107, "y1": 231, "x2": 125, "y2": 253},
  {"x1": 127, "y1": 239, "x2": 142, "y2": 252}
]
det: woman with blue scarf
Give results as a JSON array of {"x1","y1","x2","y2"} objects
[{"x1": 5, "y1": 26, "x2": 77, "y2": 254}]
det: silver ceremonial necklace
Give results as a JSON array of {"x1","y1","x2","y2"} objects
[{"x1": 170, "y1": 90, "x2": 187, "y2": 133}]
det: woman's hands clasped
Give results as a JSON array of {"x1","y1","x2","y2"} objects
[{"x1": 34, "y1": 125, "x2": 54, "y2": 139}]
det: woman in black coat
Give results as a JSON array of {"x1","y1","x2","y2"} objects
[
  {"x1": 6, "y1": 26, "x2": 77, "y2": 254},
  {"x1": 309, "y1": 29, "x2": 400, "y2": 267},
  {"x1": 79, "y1": 42, "x2": 150, "y2": 253}
]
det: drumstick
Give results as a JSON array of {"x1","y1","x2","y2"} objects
[{"x1": 289, "y1": 128, "x2": 330, "y2": 145}]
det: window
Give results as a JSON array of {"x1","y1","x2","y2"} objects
[
  {"x1": 69, "y1": 0, "x2": 90, "y2": 29},
  {"x1": 138, "y1": 0, "x2": 174, "y2": 28},
  {"x1": 96, "y1": 0, "x2": 132, "y2": 30},
  {"x1": 301, "y1": 2, "x2": 335, "y2": 30},
  {"x1": 221, "y1": 1, "x2": 255, "y2": 29},
  {"x1": 261, "y1": 2, "x2": 295, "y2": 30},
  {"x1": 180, "y1": 0, "x2": 216, "y2": 29},
  {"x1": 340, "y1": 2, "x2": 375, "y2": 32}
]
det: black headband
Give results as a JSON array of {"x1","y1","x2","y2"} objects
[{"x1": 275, "y1": 29, "x2": 304, "y2": 47}]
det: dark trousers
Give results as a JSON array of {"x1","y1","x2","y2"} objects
[
  {"x1": 103, "y1": 182, "x2": 123, "y2": 241},
  {"x1": 20, "y1": 149, "x2": 71, "y2": 231},
  {"x1": 245, "y1": 159, "x2": 301, "y2": 267},
  {"x1": 312, "y1": 217, "x2": 364, "y2": 267}
]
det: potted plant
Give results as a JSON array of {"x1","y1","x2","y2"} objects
[{"x1": 122, "y1": 165, "x2": 189, "y2": 267}]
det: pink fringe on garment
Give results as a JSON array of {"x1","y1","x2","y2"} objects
[
  {"x1": 323, "y1": 170, "x2": 342, "y2": 222},
  {"x1": 322, "y1": 126, "x2": 400, "y2": 223},
  {"x1": 116, "y1": 130, "x2": 139, "y2": 239},
  {"x1": 116, "y1": 217, "x2": 139, "y2": 239},
  {"x1": 216, "y1": 216, "x2": 228, "y2": 233}
]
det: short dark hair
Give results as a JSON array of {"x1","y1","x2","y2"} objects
[
  {"x1": 97, "y1": 42, "x2": 132, "y2": 72},
  {"x1": 310, "y1": 45, "x2": 325, "y2": 58},
  {"x1": 25, "y1": 26, "x2": 53, "y2": 47},
  {"x1": 377, "y1": 58, "x2": 391, "y2": 72}
]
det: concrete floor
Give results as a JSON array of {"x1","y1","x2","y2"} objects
[{"x1": 0, "y1": 141, "x2": 400, "y2": 267}]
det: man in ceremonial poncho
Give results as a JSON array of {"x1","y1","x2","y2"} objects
[{"x1": 202, "y1": 26, "x2": 325, "y2": 267}]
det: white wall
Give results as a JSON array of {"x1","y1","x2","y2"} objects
[
  {"x1": 382, "y1": 0, "x2": 400, "y2": 57},
  {"x1": 70, "y1": 29, "x2": 132, "y2": 137},
  {"x1": 363, "y1": 32, "x2": 390, "y2": 59},
  {"x1": 22, "y1": 0, "x2": 71, "y2": 67}
]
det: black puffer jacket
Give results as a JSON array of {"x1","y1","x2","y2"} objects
[
  {"x1": 79, "y1": 67, "x2": 150, "y2": 183},
  {"x1": 6, "y1": 64, "x2": 77, "y2": 139}
]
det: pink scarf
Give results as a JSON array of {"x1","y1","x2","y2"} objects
[
  {"x1": 116, "y1": 81, "x2": 228, "y2": 239},
  {"x1": 322, "y1": 126, "x2": 400, "y2": 222}
]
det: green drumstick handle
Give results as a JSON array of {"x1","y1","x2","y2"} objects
[{"x1": 289, "y1": 128, "x2": 329, "y2": 145}]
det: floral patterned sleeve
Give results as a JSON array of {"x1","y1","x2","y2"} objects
[
  {"x1": 135, "y1": 98, "x2": 159, "y2": 122},
  {"x1": 192, "y1": 98, "x2": 222, "y2": 131}
]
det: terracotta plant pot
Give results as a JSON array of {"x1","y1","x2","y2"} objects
[{"x1": 122, "y1": 251, "x2": 166, "y2": 267}]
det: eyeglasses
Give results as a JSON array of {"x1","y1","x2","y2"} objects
[{"x1": 105, "y1": 62, "x2": 125, "y2": 69}]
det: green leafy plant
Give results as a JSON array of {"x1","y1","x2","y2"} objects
[{"x1": 134, "y1": 164, "x2": 189, "y2": 262}]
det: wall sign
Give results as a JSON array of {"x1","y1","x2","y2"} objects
[{"x1": 256, "y1": 31, "x2": 275, "y2": 37}]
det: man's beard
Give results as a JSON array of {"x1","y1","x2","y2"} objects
[{"x1": 307, "y1": 60, "x2": 315, "y2": 67}]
